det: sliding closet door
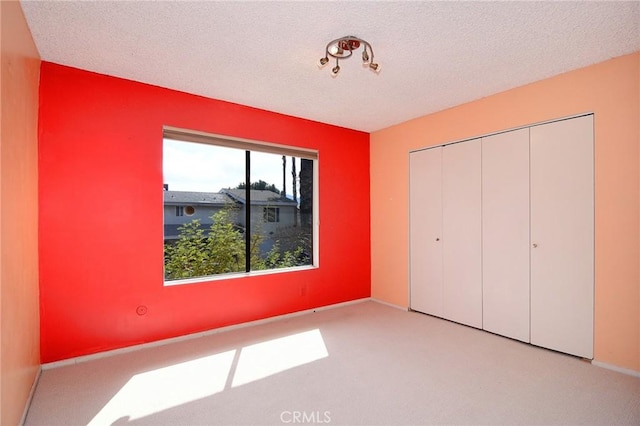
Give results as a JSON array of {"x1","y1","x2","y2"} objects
[
  {"x1": 482, "y1": 129, "x2": 530, "y2": 342},
  {"x1": 442, "y1": 140, "x2": 482, "y2": 328},
  {"x1": 409, "y1": 147, "x2": 443, "y2": 317},
  {"x1": 530, "y1": 115, "x2": 594, "y2": 359}
]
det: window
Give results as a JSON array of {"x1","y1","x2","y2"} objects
[
  {"x1": 264, "y1": 207, "x2": 280, "y2": 223},
  {"x1": 175, "y1": 206, "x2": 194, "y2": 216},
  {"x1": 162, "y1": 127, "x2": 318, "y2": 283}
]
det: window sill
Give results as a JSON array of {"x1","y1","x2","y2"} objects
[{"x1": 163, "y1": 264, "x2": 318, "y2": 287}]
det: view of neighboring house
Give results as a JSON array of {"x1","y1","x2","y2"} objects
[
  {"x1": 163, "y1": 188, "x2": 300, "y2": 252},
  {"x1": 163, "y1": 189, "x2": 237, "y2": 240},
  {"x1": 220, "y1": 188, "x2": 299, "y2": 234}
]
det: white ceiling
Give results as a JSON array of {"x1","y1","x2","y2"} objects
[{"x1": 21, "y1": 1, "x2": 640, "y2": 133}]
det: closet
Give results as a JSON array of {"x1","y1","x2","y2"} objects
[{"x1": 409, "y1": 114, "x2": 594, "y2": 359}]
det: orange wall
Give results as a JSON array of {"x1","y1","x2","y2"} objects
[
  {"x1": 371, "y1": 52, "x2": 640, "y2": 372},
  {"x1": 0, "y1": 1, "x2": 41, "y2": 424}
]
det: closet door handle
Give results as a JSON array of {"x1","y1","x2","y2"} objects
[
  {"x1": 532, "y1": 243, "x2": 538, "y2": 248},
  {"x1": 436, "y1": 238, "x2": 440, "y2": 241}
]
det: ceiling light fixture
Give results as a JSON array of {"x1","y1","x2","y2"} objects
[{"x1": 317, "y1": 35, "x2": 380, "y2": 77}]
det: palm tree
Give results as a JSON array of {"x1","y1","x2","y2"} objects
[
  {"x1": 281, "y1": 155, "x2": 286, "y2": 198},
  {"x1": 292, "y1": 157, "x2": 298, "y2": 226}
]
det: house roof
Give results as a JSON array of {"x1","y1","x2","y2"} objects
[
  {"x1": 163, "y1": 190, "x2": 234, "y2": 206},
  {"x1": 221, "y1": 189, "x2": 298, "y2": 206}
]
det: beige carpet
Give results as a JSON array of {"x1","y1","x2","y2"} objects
[{"x1": 25, "y1": 301, "x2": 640, "y2": 425}]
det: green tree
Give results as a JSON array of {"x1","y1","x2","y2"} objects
[
  {"x1": 204, "y1": 208, "x2": 246, "y2": 274},
  {"x1": 264, "y1": 241, "x2": 304, "y2": 269},
  {"x1": 164, "y1": 206, "x2": 307, "y2": 280},
  {"x1": 164, "y1": 219, "x2": 213, "y2": 279},
  {"x1": 164, "y1": 207, "x2": 247, "y2": 279},
  {"x1": 236, "y1": 180, "x2": 279, "y2": 193}
]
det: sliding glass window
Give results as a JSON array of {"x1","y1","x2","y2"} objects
[{"x1": 162, "y1": 128, "x2": 317, "y2": 283}]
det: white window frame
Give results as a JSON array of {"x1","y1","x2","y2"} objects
[{"x1": 163, "y1": 126, "x2": 320, "y2": 286}]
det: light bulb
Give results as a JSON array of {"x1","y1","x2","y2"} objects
[
  {"x1": 362, "y1": 49, "x2": 369, "y2": 64},
  {"x1": 329, "y1": 44, "x2": 344, "y2": 56},
  {"x1": 369, "y1": 63, "x2": 381, "y2": 73},
  {"x1": 317, "y1": 57, "x2": 329, "y2": 69},
  {"x1": 331, "y1": 64, "x2": 340, "y2": 77}
]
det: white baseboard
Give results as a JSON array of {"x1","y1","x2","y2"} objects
[
  {"x1": 20, "y1": 366, "x2": 42, "y2": 425},
  {"x1": 42, "y1": 297, "x2": 371, "y2": 370},
  {"x1": 592, "y1": 360, "x2": 640, "y2": 378},
  {"x1": 370, "y1": 297, "x2": 408, "y2": 311}
]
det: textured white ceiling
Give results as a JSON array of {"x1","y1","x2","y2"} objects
[{"x1": 20, "y1": 1, "x2": 640, "y2": 132}]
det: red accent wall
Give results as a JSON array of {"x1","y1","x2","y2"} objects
[{"x1": 38, "y1": 62, "x2": 371, "y2": 363}]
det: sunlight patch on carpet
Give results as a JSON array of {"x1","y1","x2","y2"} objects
[
  {"x1": 87, "y1": 329, "x2": 328, "y2": 423},
  {"x1": 88, "y1": 349, "x2": 236, "y2": 424},
  {"x1": 232, "y1": 328, "x2": 328, "y2": 387}
]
